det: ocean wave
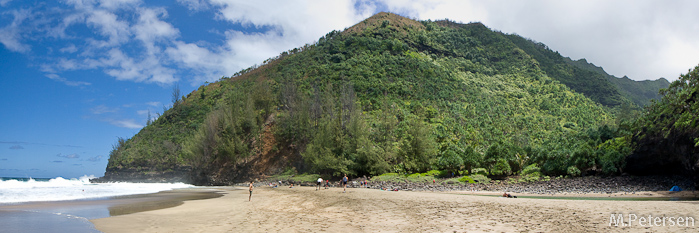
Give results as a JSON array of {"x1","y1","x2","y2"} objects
[{"x1": 0, "y1": 175, "x2": 192, "y2": 204}]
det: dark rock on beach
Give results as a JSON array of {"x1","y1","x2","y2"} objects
[{"x1": 342, "y1": 175, "x2": 695, "y2": 194}]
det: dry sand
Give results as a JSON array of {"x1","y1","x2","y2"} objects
[{"x1": 91, "y1": 186, "x2": 699, "y2": 232}]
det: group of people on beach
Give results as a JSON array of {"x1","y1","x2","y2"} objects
[
  {"x1": 316, "y1": 174, "x2": 349, "y2": 192},
  {"x1": 250, "y1": 174, "x2": 352, "y2": 201}
]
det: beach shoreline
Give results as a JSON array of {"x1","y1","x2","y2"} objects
[
  {"x1": 0, "y1": 188, "x2": 224, "y2": 233},
  {"x1": 91, "y1": 186, "x2": 699, "y2": 232}
]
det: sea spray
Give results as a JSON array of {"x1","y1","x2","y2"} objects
[{"x1": 0, "y1": 175, "x2": 192, "y2": 204}]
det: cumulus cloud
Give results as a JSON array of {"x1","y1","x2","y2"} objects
[
  {"x1": 2, "y1": 0, "x2": 180, "y2": 84},
  {"x1": 0, "y1": 8, "x2": 32, "y2": 53},
  {"x1": 163, "y1": 0, "x2": 376, "y2": 84},
  {"x1": 2, "y1": 0, "x2": 697, "y2": 87}
]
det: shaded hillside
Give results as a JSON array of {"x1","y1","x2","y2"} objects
[
  {"x1": 566, "y1": 58, "x2": 670, "y2": 107},
  {"x1": 505, "y1": 35, "x2": 668, "y2": 108},
  {"x1": 504, "y1": 35, "x2": 626, "y2": 107},
  {"x1": 626, "y1": 65, "x2": 699, "y2": 184},
  {"x1": 98, "y1": 12, "x2": 668, "y2": 185},
  {"x1": 606, "y1": 76, "x2": 669, "y2": 107}
]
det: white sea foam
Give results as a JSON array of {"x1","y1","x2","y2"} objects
[{"x1": 0, "y1": 175, "x2": 193, "y2": 204}]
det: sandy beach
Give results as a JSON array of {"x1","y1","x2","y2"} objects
[{"x1": 90, "y1": 186, "x2": 699, "y2": 232}]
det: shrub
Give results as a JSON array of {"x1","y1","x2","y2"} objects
[
  {"x1": 520, "y1": 163, "x2": 541, "y2": 176},
  {"x1": 406, "y1": 172, "x2": 434, "y2": 183},
  {"x1": 438, "y1": 170, "x2": 451, "y2": 178},
  {"x1": 471, "y1": 168, "x2": 488, "y2": 176},
  {"x1": 518, "y1": 163, "x2": 542, "y2": 182},
  {"x1": 490, "y1": 158, "x2": 512, "y2": 176},
  {"x1": 519, "y1": 174, "x2": 540, "y2": 182},
  {"x1": 423, "y1": 170, "x2": 441, "y2": 177},
  {"x1": 567, "y1": 166, "x2": 581, "y2": 177},
  {"x1": 373, "y1": 173, "x2": 404, "y2": 182},
  {"x1": 458, "y1": 176, "x2": 475, "y2": 183},
  {"x1": 470, "y1": 174, "x2": 491, "y2": 183},
  {"x1": 542, "y1": 176, "x2": 551, "y2": 181}
]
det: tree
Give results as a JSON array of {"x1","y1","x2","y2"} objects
[
  {"x1": 172, "y1": 84, "x2": 182, "y2": 106},
  {"x1": 399, "y1": 116, "x2": 438, "y2": 172},
  {"x1": 436, "y1": 141, "x2": 463, "y2": 174}
]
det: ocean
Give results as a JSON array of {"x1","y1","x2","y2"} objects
[
  {"x1": 0, "y1": 176, "x2": 205, "y2": 233},
  {"x1": 0, "y1": 175, "x2": 192, "y2": 204}
]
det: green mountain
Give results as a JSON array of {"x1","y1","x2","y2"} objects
[
  {"x1": 504, "y1": 35, "x2": 669, "y2": 107},
  {"x1": 97, "y1": 13, "x2": 670, "y2": 185},
  {"x1": 567, "y1": 58, "x2": 670, "y2": 107}
]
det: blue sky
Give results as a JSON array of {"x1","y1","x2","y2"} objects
[{"x1": 1, "y1": 0, "x2": 698, "y2": 178}]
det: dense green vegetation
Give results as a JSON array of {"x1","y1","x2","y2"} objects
[
  {"x1": 103, "y1": 13, "x2": 682, "y2": 185},
  {"x1": 626, "y1": 65, "x2": 699, "y2": 179}
]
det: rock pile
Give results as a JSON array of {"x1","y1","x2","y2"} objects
[{"x1": 350, "y1": 175, "x2": 695, "y2": 194}]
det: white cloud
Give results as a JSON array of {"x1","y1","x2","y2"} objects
[
  {"x1": 85, "y1": 9, "x2": 131, "y2": 47},
  {"x1": 376, "y1": 0, "x2": 699, "y2": 80},
  {"x1": 164, "y1": 0, "x2": 376, "y2": 83},
  {"x1": 23, "y1": 0, "x2": 179, "y2": 84},
  {"x1": 176, "y1": 0, "x2": 210, "y2": 11},
  {"x1": 59, "y1": 44, "x2": 78, "y2": 53},
  {"x1": 4, "y1": 0, "x2": 697, "y2": 87},
  {"x1": 132, "y1": 7, "x2": 179, "y2": 52},
  {"x1": 0, "y1": 0, "x2": 13, "y2": 7},
  {"x1": 90, "y1": 104, "x2": 118, "y2": 114},
  {"x1": 96, "y1": 0, "x2": 140, "y2": 10},
  {"x1": 45, "y1": 73, "x2": 92, "y2": 86},
  {"x1": 56, "y1": 153, "x2": 80, "y2": 159},
  {"x1": 87, "y1": 155, "x2": 104, "y2": 162},
  {"x1": 146, "y1": 101, "x2": 161, "y2": 107},
  {"x1": 107, "y1": 118, "x2": 143, "y2": 129},
  {"x1": 0, "y1": 8, "x2": 32, "y2": 53}
]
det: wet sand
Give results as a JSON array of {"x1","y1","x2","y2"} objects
[
  {"x1": 0, "y1": 188, "x2": 222, "y2": 233},
  {"x1": 92, "y1": 186, "x2": 699, "y2": 232}
]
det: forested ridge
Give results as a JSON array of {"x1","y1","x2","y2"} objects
[{"x1": 98, "y1": 13, "x2": 693, "y2": 185}]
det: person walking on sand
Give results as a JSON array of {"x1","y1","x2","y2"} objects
[
  {"x1": 316, "y1": 177, "x2": 323, "y2": 191},
  {"x1": 248, "y1": 181, "x2": 254, "y2": 201},
  {"x1": 342, "y1": 174, "x2": 348, "y2": 193}
]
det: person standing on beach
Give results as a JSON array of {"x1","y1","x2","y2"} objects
[
  {"x1": 316, "y1": 177, "x2": 323, "y2": 191},
  {"x1": 342, "y1": 174, "x2": 348, "y2": 193},
  {"x1": 249, "y1": 181, "x2": 254, "y2": 201}
]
